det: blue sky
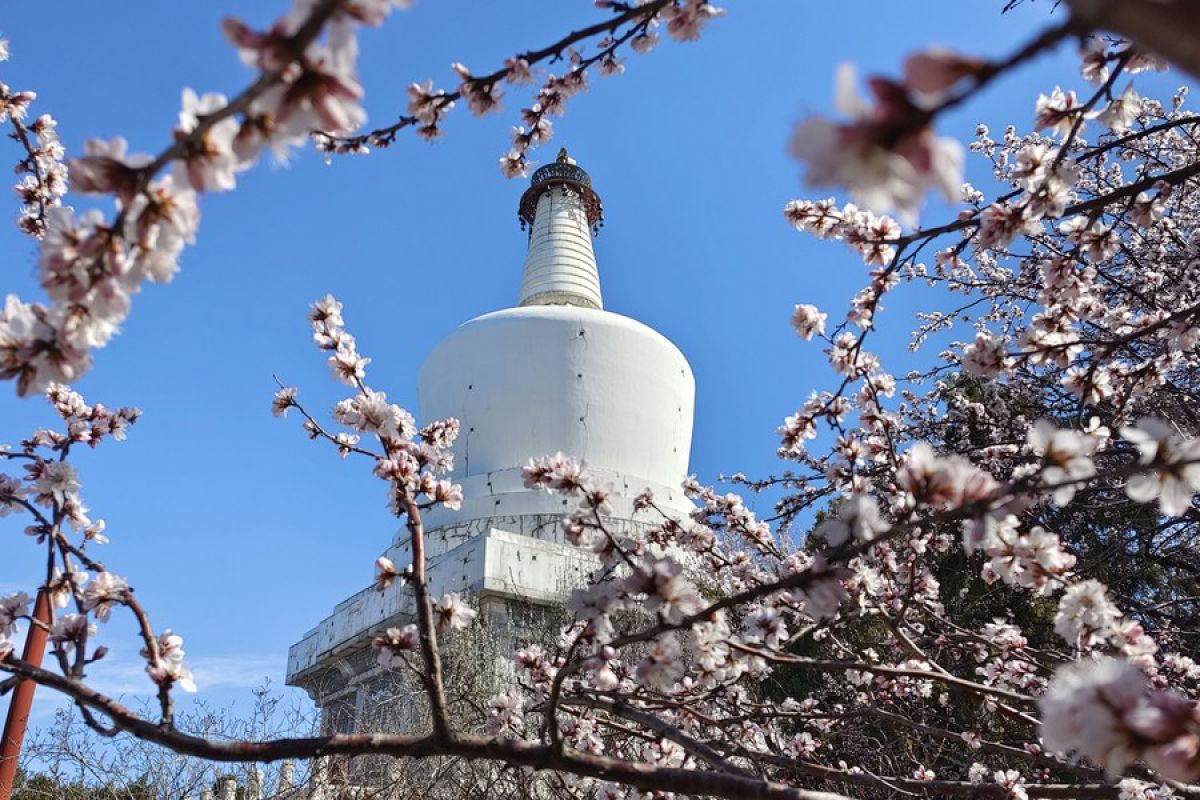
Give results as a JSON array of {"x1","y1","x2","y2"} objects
[{"x1": 0, "y1": 0, "x2": 1165, "y2": 722}]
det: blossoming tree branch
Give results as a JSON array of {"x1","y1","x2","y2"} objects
[{"x1": 3, "y1": 0, "x2": 1200, "y2": 798}]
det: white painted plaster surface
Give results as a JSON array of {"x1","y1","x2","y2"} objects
[
  {"x1": 287, "y1": 527, "x2": 598, "y2": 681},
  {"x1": 418, "y1": 304, "x2": 694, "y2": 491},
  {"x1": 418, "y1": 468, "x2": 693, "y2": 533},
  {"x1": 518, "y1": 186, "x2": 602, "y2": 309}
]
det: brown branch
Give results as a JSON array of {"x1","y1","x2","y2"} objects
[
  {"x1": 1067, "y1": 0, "x2": 1200, "y2": 80},
  {"x1": 7, "y1": 108, "x2": 51, "y2": 236},
  {"x1": 727, "y1": 642, "x2": 1036, "y2": 707},
  {"x1": 105, "y1": 0, "x2": 349, "y2": 234},
  {"x1": 402, "y1": 498, "x2": 452, "y2": 740},
  {"x1": 0, "y1": 658, "x2": 856, "y2": 800},
  {"x1": 322, "y1": 0, "x2": 673, "y2": 150},
  {"x1": 1068, "y1": 158, "x2": 1200, "y2": 218},
  {"x1": 728, "y1": 747, "x2": 1123, "y2": 799},
  {"x1": 563, "y1": 693, "x2": 754, "y2": 778},
  {"x1": 861, "y1": 706, "x2": 1104, "y2": 781},
  {"x1": 923, "y1": 20, "x2": 1079, "y2": 122},
  {"x1": 893, "y1": 156, "x2": 1200, "y2": 249}
]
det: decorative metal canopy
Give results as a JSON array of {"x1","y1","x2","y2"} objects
[{"x1": 518, "y1": 148, "x2": 604, "y2": 235}]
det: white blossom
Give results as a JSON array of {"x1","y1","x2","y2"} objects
[
  {"x1": 1121, "y1": 419, "x2": 1200, "y2": 516},
  {"x1": 1054, "y1": 579, "x2": 1121, "y2": 648},
  {"x1": 433, "y1": 593, "x2": 477, "y2": 635}
]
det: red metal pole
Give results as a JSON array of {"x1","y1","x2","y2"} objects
[{"x1": 0, "y1": 589, "x2": 51, "y2": 800}]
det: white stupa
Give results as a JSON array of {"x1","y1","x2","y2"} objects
[{"x1": 285, "y1": 151, "x2": 696, "y2": 725}]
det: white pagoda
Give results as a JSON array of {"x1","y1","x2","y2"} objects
[{"x1": 285, "y1": 151, "x2": 696, "y2": 736}]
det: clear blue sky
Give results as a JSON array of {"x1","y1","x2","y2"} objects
[{"x1": 0, "y1": 0, "x2": 1150, "y2": 720}]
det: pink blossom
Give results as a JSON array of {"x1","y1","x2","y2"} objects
[
  {"x1": 33, "y1": 460, "x2": 79, "y2": 503},
  {"x1": 332, "y1": 391, "x2": 414, "y2": 440},
  {"x1": 69, "y1": 138, "x2": 152, "y2": 204},
  {"x1": 122, "y1": 176, "x2": 200, "y2": 284},
  {"x1": 1042, "y1": 658, "x2": 1200, "y2": 781},
  {"x1": 373, "y1": 624, "x2": 419, "y2": 668},
  {"x1": 1097, "y1": 84, "x2": 1142, "y2": 135},
  {"x1": 896, "y1": 443, "x2": 998, "y2": 510},
  {"x1": 329, "y1": 346, "x2": 370, "y2": 386},
  {"x1": 374, "y1": 556, "x2": 400, "y2": 591},
  {"x1": 222, "y1": 17, "x2": 295, "y2": 71},
  {"x1": 433, "y1": 593, "x2": 477, "y2": 634},
  {"x1": 791, "y1": 63, "x2": 963, "y2": 225},
  {"x1": 1079, "y1": 38, "x2": 1110, "y2": 86},
  {"x1": 0, "y1": 88, "x2": 36, "y2": 124},
  {"x1": 1055, "y1": 579, "x2": 1120, "y2": 648},
  {"x1": 1034, "y1": 87, "x2": 1082, "y2": 138},
  {"x1": 1121, "y1": 419, "x2": 1200, "y2": 516},
  {"x1": 406, "y1": 79, "x2": 454, "y2": 128},
  {"x1": 813, "y1": 493, "x2": 887, "y2": 547},
  {"x1": 172, "y1": 89, "x2": 240, "y2": 193},
  {"x1": 143, "y1": 629, "x2": 196, "y2": 693},
  {"x1": 452, "y1": 63, "x2": 503, "y2": 116},
  {"x1": 523, "y1": 452, "x2": 589, "y2": 495},
  {"x1": 271, "y1": 387, "x2": 298, "y2": 418},
  {"x1": 499, "y1": 150, "x2": 530, "y2": 179},
  {"x1": 977, "y1": 202, "x2": 1039, "y2": 249},
  {"x1": 275, "y1": 46, "x2": 366, "y2": 136},
  {"x1": 1027, "y1": 419, "x2": 1100, "y2": 506},
  {"x1": 630, "y1": 31, "x2": 660, "y2": 54},
  {"x1": 427, "y1": 478, "x2": 463, "y2": 510},
  {"x1": 485, "y1": 690, "x2": 526, "y2": 736},
  {"x1": 743, "y1": 606, "x2": 788, "y2": 648},
  {"x1": 635, "y1": 635, "x2": 684, "y2": 690},
  {"x1": 0, "y1": 475, "x2": 27, "y2": 516},
  {"x1": 80, "y1": 571, "x2": 128, "y2": 622},
  {"x1": 902, "y1": 48, "x2": 983, "y2": 100},
  {"x1": 790, "y1": 303, "x2": 827, "y2": 340},
  {"x1": 627, "y1": 557, "x2": 701, "y2": 623},
  {"x1": 0, "y1": 592, "x2": 30, "y2": 637},
  {"x1": 419, "y1": 417, "x2": 460, "y2": 449},
  {"x1": 48, "y1": 614, "x2": 94, "y2": 653},
  {"x1": 662, "y1": 0, "x2": 725, "y2": 41},
  {"x1": 961, "y1": 332, "x2": 1012, "y2": 377},
  {"x1": 504, "y1": 57, "x2": 535, "y2": 85}
]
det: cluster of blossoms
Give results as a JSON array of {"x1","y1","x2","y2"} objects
[
  {"x1": 1122, "y1": 418, "x2": 1200, "y2": 516},
  {"x1": 0, "y1": 591, "x2": 30, "y2": 660},
  {"x1": 3, "y1": 384, "x2": 139, "y2": 536},
  {"x1": 0, "y1": 0, "x2": 407, "y2": 398},
  {"x1": 277, "y1": 294, "x2": 465, "y2": 518},
  {"x1": 314, "y1": 0, "x2": 725, "y2": 178},
  {"x1": 0, "y1": 48, "x2": 68, "y2": 242},
  {"x1": 498, "y1": 0, "x2": 723, "y2": 178},
  {"x1": 270, "y1": 297, "x2": 479, "y2": 671},
  {"x1": 761, "y1": 30, "x2": 1200, "y2": 793},
  {"x1": 142, "y1": 629, "x2": 196, "y2": 693},
  {"x1": 1041, "y1": 659, "x2": 1200, "y2": 781},
  {"x1": 521, "y1": 454, "x2": 706, "y2": 681},
  {"x1": 791, "y1": 58, "x2": 967, "y2": 225},
  {"x1": 371, "y1": 590, "x2": 478, "y2": 668},
  {"x1": 1, "y1": 384, "x2": 200, "y2": 705},
  {"x1": 1, "y1": 0, "x2": 729, "y2": 400}
]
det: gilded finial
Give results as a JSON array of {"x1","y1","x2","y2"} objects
[{"x1": 556, "y1": 147, "x2": 569, "y2": 164}]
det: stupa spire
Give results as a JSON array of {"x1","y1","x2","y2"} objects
[{"x1": 516, "y1": 148, "x2": 605, "y2": 310}]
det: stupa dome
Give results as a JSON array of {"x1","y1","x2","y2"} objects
[{"x1": 417, "y1": 150, "x2": 695, "y2": 526}]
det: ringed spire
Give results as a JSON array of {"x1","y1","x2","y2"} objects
[{"x1": 516, "y1": 148, "x2": 605, "y2": 310}]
